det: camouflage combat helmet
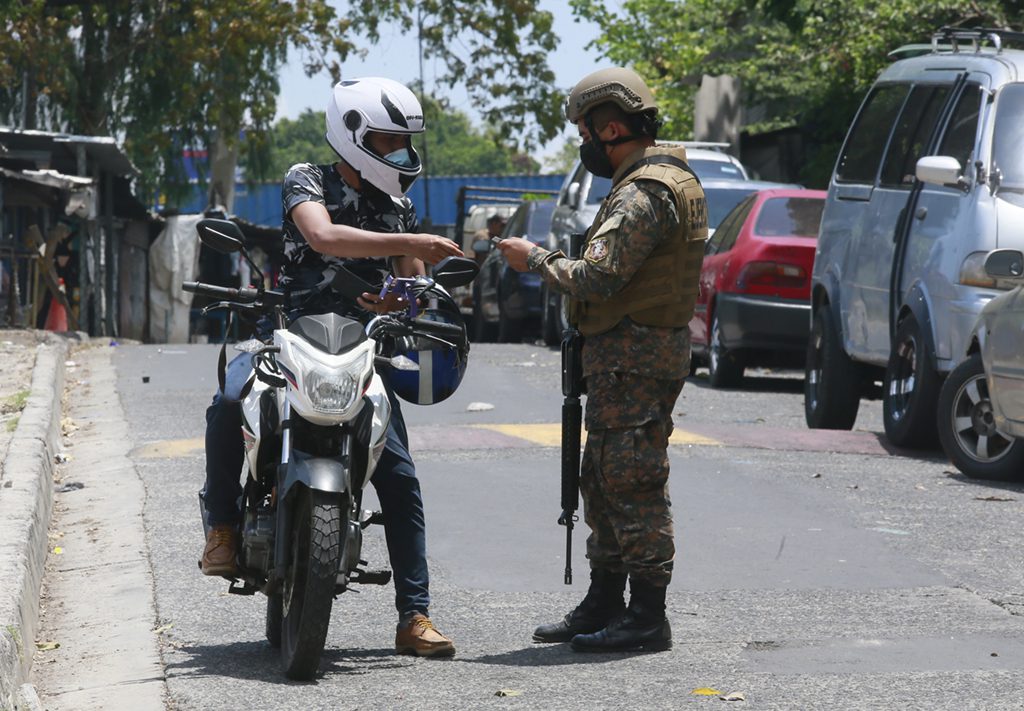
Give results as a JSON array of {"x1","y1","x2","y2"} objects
[{"x1": 564, "y1": 67, "x2": 658, "y2": 123}]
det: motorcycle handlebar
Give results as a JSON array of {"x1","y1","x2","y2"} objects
[{"x1": 182, "y1": 281, "x2": 260, "y2": 302}]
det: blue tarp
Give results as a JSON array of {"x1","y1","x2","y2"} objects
[{"x1": 173, "y1": 173, "x2": 566, "y2": 229}]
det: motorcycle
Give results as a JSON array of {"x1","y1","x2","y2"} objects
[{"x1": 183, "y1": 218, "x2": 477, "y2": 679}]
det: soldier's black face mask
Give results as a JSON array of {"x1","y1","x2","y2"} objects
[
  {"x1": 579, "y1": 139, "x2": 615, "y2": 179},
  {"x1": 579, "y1": 117, "x2": 638, "y2": 179}
]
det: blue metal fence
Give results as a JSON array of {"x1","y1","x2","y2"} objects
[{"x1": 175, "y1": 173, "x2": 566, "y2": 228}]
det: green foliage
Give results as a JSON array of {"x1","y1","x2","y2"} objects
[
  {"x1": 0, "y1": 1, "x2": 559, "y2": 203},
  {"x1": 571, "y1": 0, "x2": 1024, "y2": 186},
  {"x1": 543, "y1": 137, "x2": 581, "y2": 174},
  {"x1": 256, "y1": 96, "x2": 538, "y2": 179}
]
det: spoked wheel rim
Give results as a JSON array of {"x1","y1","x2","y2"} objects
[
  {"x1": 950, "y1": 372, "x2": 1013, "y2": 463},
  {"x1": 887, "y1": 335, "x2": 918, "y2": 422}
]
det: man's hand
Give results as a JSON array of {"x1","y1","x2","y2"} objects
[
  {"x1": 357, "y1": 290, "x2": 409, "y2": 314},
  {"x1": 408, "y1": 235, "x2": 464, "y2": 265},
  {"x1": 497, "y1": 237, "x2": 536, "y2": 273}
]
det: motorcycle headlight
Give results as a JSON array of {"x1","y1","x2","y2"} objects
[{"x1": 292, "y1": 347, "x2": 370, "y2": 414}]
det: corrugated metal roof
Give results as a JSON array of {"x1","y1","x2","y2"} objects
[{"x1": 0, "y1": 126, "x2": 138, "y2": 177}]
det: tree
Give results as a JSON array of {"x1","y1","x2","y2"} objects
[
  {"x1": 542, "y1": 137, "x2": 581, "y2": 175},
  {"x1": 256, "y1": 96, "x2": 539, "y2": 180},
  {"x1": 0, "y1": 1, "x2": 560, "y2": 203},
  {"x1": 570, "y1": 0, "x2": 1022, "y2": 186}
]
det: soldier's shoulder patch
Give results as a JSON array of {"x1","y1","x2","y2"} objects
[{"x1": 585, "y1": 238, "x2": 609, "y2": 262}]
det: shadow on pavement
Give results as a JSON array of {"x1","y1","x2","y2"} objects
[
  {"x1": 463, "y1": 644, "x2": 662, "y2": 667},
  {"x1": 686, "y1": 372, "x2": 805, "y2": 395},
  {"x1": 164, "y1": 640, "x2": 407, "y2": 684}
]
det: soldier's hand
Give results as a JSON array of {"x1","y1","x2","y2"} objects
[
  {"x1": 496, "y1": 236, "x2": 535, "y2": 272},
  {"x1": 409, "y1": 234, "x2": 463, "y2": 265}
]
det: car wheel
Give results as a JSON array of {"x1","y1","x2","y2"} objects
[
  {"x1": 541, "y1": 285, "x2": 561, "y2": 346},
  {"x1": 883, "y1": 312, "x2": 940, "y2": 449},
  {"x1": 707, "y1": 314, "x2": 743, "y2": 388},
  {"x1": 937, "y1": 353, "x2": 1024, "y2": 481},
  {"x1": 804, "y1": 304, "x2": 861, "y2": 430}
]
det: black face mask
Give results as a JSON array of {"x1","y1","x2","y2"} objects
[{"x1": 579, "y1": 140, "x2": 615, "y2": 179}]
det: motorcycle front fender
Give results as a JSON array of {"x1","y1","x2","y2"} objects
[{"x1": 280, "y1": 449, "x2": 351, "y2": 501}]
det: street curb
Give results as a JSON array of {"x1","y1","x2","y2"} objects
[{"x1": 0, "y1": 334, "x2": 68, "y2": 711}]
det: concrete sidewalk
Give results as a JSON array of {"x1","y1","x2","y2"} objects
[{"x1": 0, "y1": 331, "x2": 70, "y2": 711}]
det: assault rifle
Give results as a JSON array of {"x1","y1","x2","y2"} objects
[{"x1": 559, "y1": 233, "x2": 585, "y2": 585}]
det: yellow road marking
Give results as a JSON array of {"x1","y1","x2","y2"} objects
[{"x1": 472, "y1": 423, "x2": 719, "y2": 447}]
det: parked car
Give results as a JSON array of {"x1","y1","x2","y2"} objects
[
  {"x1": 542, "y1": 146, "x2": 773, "y2": 346},
  {"x1": 472, "y1": 198, "x2": 557, "y2": 342},
  {"x1": 937, "y1": 250, "x2": 1024, "y2": 481},
  {"x1": 690, "y1": 188, "x2": 826, "y2": 387},
  {"x1": 805, "y1": 27, "x2": 1024, "y2": 449}
]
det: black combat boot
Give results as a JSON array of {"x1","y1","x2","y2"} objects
[
  {"x1": 569, "y1": 579, "x2": 671, "y2": 652},
  {"x1": 532, "y1": 569, "x2": 627, "y2": 643}
]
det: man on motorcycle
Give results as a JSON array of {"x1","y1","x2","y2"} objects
[{"x1": 200, "y1": 77, "x2": 461, "y2": 658}]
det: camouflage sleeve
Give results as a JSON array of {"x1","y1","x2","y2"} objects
[
  {"x1": 281, "y1": 163, "x2": 326, "y2": 217},
  {"x1": 533, "y1": 181, "x2": 680, "y2": 301}
]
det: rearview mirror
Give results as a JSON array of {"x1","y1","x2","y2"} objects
[
  {"x1": 197, "y1": 218, "x2": 245, "y2": 254},
  {"x1": 432, "y1": 256, "x2": 479, "y2": 288},
  {"x1": 984, "y1": 249, "x2": 1024, "y2": 279},
  {"x1": 566, "y1": 182, "x2": 581, "y2": 210},
  {"x1": 916, "y1": 156, "x2": 967, "y2": 190}
]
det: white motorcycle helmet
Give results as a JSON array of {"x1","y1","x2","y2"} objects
[{"x1": 325, "y1": 77, "x2": 424, "y2": 197}]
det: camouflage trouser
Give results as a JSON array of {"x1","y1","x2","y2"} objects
[{"x1": 581, "y1": 373, "x2": 685, "y2": 587}]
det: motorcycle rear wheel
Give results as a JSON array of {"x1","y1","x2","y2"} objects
[{"x1": 280, "y1": 488, "x2": 345, "y2": 680}]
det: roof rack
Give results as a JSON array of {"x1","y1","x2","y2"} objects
[{"x1": 931, "y1": 26, "x2": 1024, "y2": 54}]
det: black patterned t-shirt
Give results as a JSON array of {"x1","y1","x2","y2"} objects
[{"x1": 279, "y1": 162, "x2": 419, "y2": 302}]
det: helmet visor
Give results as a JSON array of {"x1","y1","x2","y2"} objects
[{"x1": 362, "y1": 131, "x2": 422, "y2": 172}]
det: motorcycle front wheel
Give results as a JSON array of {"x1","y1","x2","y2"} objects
[{"x1": 280, "y1": 488, "x2": 345, "y2": 680}]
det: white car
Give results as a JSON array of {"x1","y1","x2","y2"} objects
[{"x1": 937, "y1": 249, "x2": 1024, "y2": 481}]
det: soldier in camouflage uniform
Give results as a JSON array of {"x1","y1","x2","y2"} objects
[
  {"x1": 499, "y1": 67, "x2": 707, "y2": 653},
  {"x1": 200, "y1": 77, "x2": 462, "y2": 658}
]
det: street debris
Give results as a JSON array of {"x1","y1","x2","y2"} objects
[
  {"x1": 54, "y1": 454, "x2": 68, "y2": 464},
  {"x1": 35, "y1": 642, "x2": 60, "y2": 652},
  {"x1": 466, "y1": 402, "x2": 495, "y2": 412},
  {"x1": 974, "y1": 496, "x2": 1015, "y2": 502},
  {"x1": 692, "y1": 688, "x2": 722, "y2": 696},
  {"x1": 811, "y1": 472, "x2": 821, "y2": 478},
  {"x1": 52, "y1": 547, "x2": 63, "y2": 555},
  {"x1": 153, "y1": 623, "x2": 174, "y2": 635},
  {"x1": 56, "y1": 481, "x2": 84, "y2": 493},
  {"x1": 720, "y1": 691, "x2": 746, "y2": 702},
  {"x1": 494, "y1": 690, "x2": 522, "y2": 697}
]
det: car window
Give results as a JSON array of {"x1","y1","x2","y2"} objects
[
  {"x1": 837, "y1": 83, "x2": 910, "y2": 184},
  {"x1": 879, "y1": 84, "x2": 951, "y2": 188},
  {"x1": 525, "y1": 201, "x2": 556, "y2": 244},
  {"x1": 689, "y1": 158, "x2": 745, "y2": 180},
  {"x1": 940, "y1": 84, "x2": 982, "y2": 171},
  {"x1": 705, "y1": 187, "x2": 756, "y2": 229},
  {"x1": 754, "y1": 197, "x2": 825, "y2": 238},
  {"x1": 502, "y1": 205, "x2": 528, "y2": 239},
  {"x1": 587, "y1": 176, "x2": 612, "y2": 204},
  {"x1": 994, "y1": 83, "x2": 1024, "y2": 188},
  {"x1": 712, "y1": 196, "x2": 755, "y2": 254}
]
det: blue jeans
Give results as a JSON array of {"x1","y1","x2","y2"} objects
[{"x1": 203, "y1": 353, "x2": 431, "y2": 620}]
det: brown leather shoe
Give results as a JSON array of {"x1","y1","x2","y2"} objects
[
  {"x1": 395, "y1": 614, "x2": 455, "y2": 657},
  {"x1": 201, "y1": 524, "x2": 239, "y2": 576}
]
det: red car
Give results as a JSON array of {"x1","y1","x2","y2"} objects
[{"x1": 690, "y1": 188, "x2": 826, "y2": 387}]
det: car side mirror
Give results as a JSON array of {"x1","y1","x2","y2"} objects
[
  {"x1": 916, "y1": 156, "x2": 968, "y2": 191},
  {"x1": 984, "y1": 249, "x2": 1024, "y2": 279},
  {"x1": 566, "y1": 182, "x2": 581, "y2": 210},
  {"x1": 196, "y1": 218, "x2": 245, "y2": 253}
]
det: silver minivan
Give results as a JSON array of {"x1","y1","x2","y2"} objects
[{"x1": 805, "y1": 27, "x2": 1024, "y2": 448}]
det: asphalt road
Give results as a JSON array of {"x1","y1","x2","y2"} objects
[{"x1": 77, "y1": 342, "x2": 1024, "y2": 709}]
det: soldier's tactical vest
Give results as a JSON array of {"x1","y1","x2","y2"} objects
[{"x1": 571, "y1": 145, "x2": 708, "y2": 337}]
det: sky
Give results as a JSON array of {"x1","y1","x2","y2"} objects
[{"x1": 274, "y1": 2, "x2": 622, "y2": 163}]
